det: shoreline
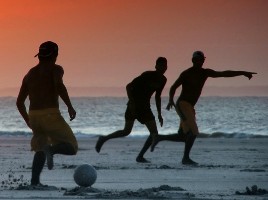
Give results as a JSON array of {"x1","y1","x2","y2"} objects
[{"x1": 1, "y1": 132, "x2": 268, "y2": 139}]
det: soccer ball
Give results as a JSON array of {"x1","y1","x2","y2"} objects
[{"x1": 73, "y1": 164, "x2": 97, "y2": 187}]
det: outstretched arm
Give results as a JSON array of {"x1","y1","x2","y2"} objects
[
  {"x1": 207, "y1": 69, "x2": 257, "y2": 80},
  {"x1": 54, "y1": 66, "x2": 76, "y2": 121}
]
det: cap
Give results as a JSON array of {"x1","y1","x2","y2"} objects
[
  {"x1": 192, "y1": 51, "x2": 205, "y2": 59},
  {"x1": 34, "y1": 41, "x2": 58, "y2": 57}
]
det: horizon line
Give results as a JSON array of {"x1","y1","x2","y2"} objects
[{"x1": 0, "y1": 85, "x2": 267, "y2": 97}]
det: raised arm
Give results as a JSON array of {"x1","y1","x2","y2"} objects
[
  {"x1": 207, "y1": 69, "x2": 257, "y2": 80},
  {"x1": 16, "y1": 76, "x2": 30, "y2": 128},
  {"x1": 53, "y1": 66, "x2": 76, "y2": 121}
]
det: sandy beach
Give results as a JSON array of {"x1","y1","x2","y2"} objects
[{"x1": 0, "y1": 136, "x2": 267, "y2": 199}]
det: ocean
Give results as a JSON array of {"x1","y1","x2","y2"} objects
[{"x1": 0, "y1": 96, "x2": 267, "y2": 138}]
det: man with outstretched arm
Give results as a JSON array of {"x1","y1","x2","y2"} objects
[{"x1": 151, "y1": 51, "x2": 256, "y2": 165}]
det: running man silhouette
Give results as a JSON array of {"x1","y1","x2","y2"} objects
[
  {"x1": 95, "y1": 57, "x2": 167, "y2": 163},
  {"x1": 151, "y1": 51, "x2": 256, "y2": 165},
  {"x1": 16, "y1": 41, "x2": 78, "y2": 186}
]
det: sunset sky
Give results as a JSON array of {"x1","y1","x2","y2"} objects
[{"x1": 0, "y1": 0, "x2": 267, "y2": 96}]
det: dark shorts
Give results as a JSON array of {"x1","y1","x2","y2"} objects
[{"x1": 125, "y1": 105, "x2": 155, "y2": 124}]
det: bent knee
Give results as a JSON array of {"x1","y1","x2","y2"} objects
[{"x1": 121, "y1": 129, "x2": 131, "y2": 137}]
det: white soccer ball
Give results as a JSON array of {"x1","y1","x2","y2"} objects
[{"x1": 73, "y1": 164, "x2": 97, "y2": 187}]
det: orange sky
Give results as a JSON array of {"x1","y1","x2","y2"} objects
[{"x1": 0, "y1": 0, "x2": 267, "y2": 95}]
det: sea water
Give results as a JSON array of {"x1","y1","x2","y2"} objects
[{"x1": 0, "y1": 96, "x2": 267, "y2": 138}]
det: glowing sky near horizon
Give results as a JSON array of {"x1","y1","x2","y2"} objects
[{"x1": 0, "y1": 0, "x2": 267, "y2": 92}]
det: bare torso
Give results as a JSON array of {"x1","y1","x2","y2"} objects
[{"x1": 23, "y1": 63, "x2": 63, "y2": 110}]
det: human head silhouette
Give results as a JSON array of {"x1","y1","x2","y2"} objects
[
  {"x1": 155, "y1": 57, "x2": 167, "y2": 74},
  {"x1": 35, "y1": 41, "x2": 58, "y2": 62},
  {"x1": 192, "y1": 51, "x2": 205, "y2": 67}
]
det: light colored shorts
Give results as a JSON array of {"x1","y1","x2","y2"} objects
[
  {"x1": 176, "y1": 101, "x2": 199, "y2": 135},
  {"x1": 29, "y1": 108, "x2": 78, "y2": 152}
]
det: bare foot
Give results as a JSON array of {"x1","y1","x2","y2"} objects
[
  {"x1": 182, "y1": 158, "x2": 198, "y2": 165},
  {"x1": 136, "y1": 156, "x2": 151, "y2": 163}
]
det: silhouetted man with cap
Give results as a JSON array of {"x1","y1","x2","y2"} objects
[{"x1": 17, "y1": 41, "x2": 78, "y2": 186}]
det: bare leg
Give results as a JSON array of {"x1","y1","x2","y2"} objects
[
  {"x1": 95, "y1": 120, "x2": 134, "y2": 153},
  {"x1": 151, "y1": 127, "x2": 187, "y2": 151},
  {"x1": 182, "y1": 131, "x2": 198, "y2": 165},
  {"x1": 44, "y1": 142, "x2": 77, "y2": 170},
  {"x1": 157, "y1": 133, "x2": 186, "y2": 142},
  {"x1": 160, "y1": 127, "x2": 186, "y2": 142},
  {"x1": 136, "y1": 136, "x2": 152, "y2": 163},
  {"x1": 31, "y1": 151, "x2": 46, "y2": 185},
  {"x1": 136, "y1": 120, "x2": 158, "y2": 163}
]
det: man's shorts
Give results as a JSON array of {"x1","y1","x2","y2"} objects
[
  {"x1": 176, "y1": 101, "x2": 199, "y2": 135},
  {"x1": 29, "y1": 108, "x2": 78, "y2": 152},
  {"x1": 125, "y1": 104, "x2": 155, "y2": 124}
]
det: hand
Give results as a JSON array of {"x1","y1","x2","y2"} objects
[
  {"x1": 166, "y1": 101, "x2": 175, "y2": 111},
  {"x1": 244, "y1": 72, "x2": 257, "y2": 80},
  {"x1": 68, "y1": 107, "x2": 76, "y2": 121},
  {"x1": 158, "y1": 114, "x2": 163, "y2": 127}
]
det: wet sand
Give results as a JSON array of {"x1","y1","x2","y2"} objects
[{"x1": 0, "y1": 136, "x2": 267, "y2": 199}]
